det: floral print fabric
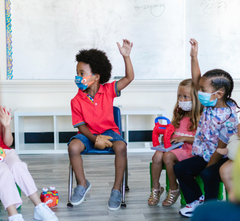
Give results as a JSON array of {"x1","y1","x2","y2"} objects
[{"x1": 192, "y1": 101, "x2": 239, "y2": 162}]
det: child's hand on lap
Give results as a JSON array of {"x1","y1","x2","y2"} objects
[
  {"x1": 0, "y1": 106, "x2": 11, "y2": 128},
  {"x1": 171, "y1": 136, "x2": 186, "y2": 143},
  {"x1": 117, "y1": 39, "x2": 133, "y2": 58}
]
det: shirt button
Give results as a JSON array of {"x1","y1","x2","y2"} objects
[{"x1": 95, "y1": 103, "x2": 97, "y2": 105}]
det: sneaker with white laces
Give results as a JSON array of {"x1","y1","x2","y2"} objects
[
  {"x1": 8, "y1": 214, "x2": 25, "y2": 221},
  {"x1": 70, "y1": 179, "x2": 91, "y2": 206},
  {"x1": 179, "y1": 200, "x2": 204, "y2": 218},
  {"x1": 34, "y1": 203, "x2": 58, "y2": 221},
  {"x1": 107, "y1": 189, "x2": 122, "y2": 211}
]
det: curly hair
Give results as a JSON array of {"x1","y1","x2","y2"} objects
[
  {"x1": 76, "y1": 49, "x2": 112, "y2": 84},
  {"x1": 172, "y1": 79, "x2": 203, "y2": 131}
]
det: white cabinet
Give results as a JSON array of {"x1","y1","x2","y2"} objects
[
  {"x1": 14, "y1": 108, "x2": 71, "y2": 154},
  {"x1": 14, "y1": 107, "x2": 166, "y2": 154}
]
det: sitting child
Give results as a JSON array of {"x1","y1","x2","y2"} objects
[
  {"x1": 217, "y1": 124, "x2": 240, "y2": 199},
  {"x1": 68, "y1": 39, "x2": 134, "y2": 210},
  {"x1": 0, "y1": 106, "x2": 58, "y2": 221},
  {"x1": 148, "y1": 79, "x2": 202, "y2": 207},
  {"x1": 191, "y1": 144, "x2": 240, "y2": 221},
  {"x1": 174, "y1": 39, "x2": 239, "y2": 218}
]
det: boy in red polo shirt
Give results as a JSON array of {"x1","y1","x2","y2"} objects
[{"x1": 68, "y1": 39, "x2": 134, "y2": 210}]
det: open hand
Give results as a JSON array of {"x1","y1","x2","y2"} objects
[
  {"x1": 189, "y1": 38, "x2": 198, "y2": 59},
  {"x1": 0, "y1": 106, "x2": 11, "y2": 128},
  {"x1": 116, "y1": 39, "x2": 133, "y2": 58}
]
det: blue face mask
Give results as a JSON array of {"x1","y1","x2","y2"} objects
[
  {"x1": 75, "y1": 75, "x2": 94, "y2": 91},
  {"x1": 198, "y1": 91, "x2": 219, "y2": 107}
]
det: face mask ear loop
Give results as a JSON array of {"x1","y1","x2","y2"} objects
[
  {"x1": 212, "y1": 91, "x2": 220, "y2": 95},
  {"x1": 81, "y1": 75, "x2": 94, "y2": 85}
]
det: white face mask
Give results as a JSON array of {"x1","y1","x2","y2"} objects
[{"x1": 178, "y1": 101, "x2": 192, "y2": 111}]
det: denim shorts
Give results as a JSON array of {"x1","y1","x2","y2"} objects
[{"x1": 68, "y1": 129, "x2": 126, "y2": 154}]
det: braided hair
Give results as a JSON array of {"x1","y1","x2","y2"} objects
[{"x1": 203, "y1": 69, "x2": 239, "y2": 122}]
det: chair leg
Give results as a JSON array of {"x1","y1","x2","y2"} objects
[
  {"x1": 218, "y1": 182, "x2": 224, "y2": 201},
  {"x1": 125, "y1": 159, "x2": 129, "y2": 191},
  {"x1": 121, "y1": 169, "x2": 126, "y2": 208},
  {"x1": 67, "y1": 164, "x2": 73, "y2": 207},
  {"x1": 150, "y1": 162, "x2": 153, "y2": 191}
]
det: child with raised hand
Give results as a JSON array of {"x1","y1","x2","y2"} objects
[
  {"x1": 174, "y1": 39, "x2": 239, "y2": 218},
  {"x1": 148, "y1": 79, "x2": 202, "y2": 206},
  {"x1": 0, "y1": 106, "x2": 58, "y2": 221},
  {"x1": 68, "y1": 39, "x2": 134, "y2": 210}
]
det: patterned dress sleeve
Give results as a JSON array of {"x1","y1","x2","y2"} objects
[{"x1": 219, "y1": 112, "x2": 239, "y2": 144}]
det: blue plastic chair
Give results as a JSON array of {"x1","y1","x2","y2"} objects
[{"x1": 67, "y1": 106, "x2": 129, "y2": 207}]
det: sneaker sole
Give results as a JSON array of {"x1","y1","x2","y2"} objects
[
  {"x1": 70, "y1": 183, "x2": 91, "y2": 206},
  {"x1": 107, "y1": 202, "x2": 121, "y2": 211},
  {"x1": 179, "y1": 210, "x2": 193, "y2": 218}
]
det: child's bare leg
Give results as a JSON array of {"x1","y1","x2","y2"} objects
[
  {"x1": 29, "y1": 192, "x2": 42, "y2": 206},
  {"x1": 220, "y1": 160, "x2": 233, "y2": 193},
  {"x1": 151, "y1": 151, "x2": 164, "y2": 189},
  {"x1": 162, "y1": 152, "x2": 180, "y2": 206},
  {"x1": 6, "y1": 205, "x2": 18, "y2": 217},
  {"x1": 163, "y1": 152, "x2": 179, "y2": 190},
  {"x1": 68, "y1": 139, "x2": 86, "y2": 187},
  {"x1": 112, "y1": 141, "x2": 127, "y2": 191}
]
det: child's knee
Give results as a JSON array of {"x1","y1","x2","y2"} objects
[
  {"x1": 163, "y1": 152, "x2": 174, "y2": 165},
  {"x1": 219, "y1": 162, "x2": 232, "y2": 181},
  {"x1": 200, "y1": 168, "x2": 213, "y2": 181},
  {"x1": 152, "y1": 151, "x2": 163, "y2": 163},
  {"x1": 113, "y1": 141, "x2": 127, "y2": 156},
  {"x1": 68, "y1": 139, "x2": 85, "y2": 156},
  {"x1": 10, "y1": 161, "x2": 28, "y2": 174}
]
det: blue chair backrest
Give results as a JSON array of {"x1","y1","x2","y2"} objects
[
  {"x1": 113, "y1": 106, "x2": 122, "y2": 136},
  {"x1": 82, "y1": 106, "x2": 122, "y2": 154}
]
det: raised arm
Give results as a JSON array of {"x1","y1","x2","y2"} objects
[
  {"x1": 0, "y1": 106, "x2": 13, "y2": 147},
  {"x1": 116, "y1": 39, "x2": 134, "y2": 92},
  {"x1": 190, "y1": 39, "x2": 201, "y2": 90}
]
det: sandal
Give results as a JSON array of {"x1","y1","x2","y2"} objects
[
  {"x1": 148, "y1": 187, "x2": 164, "y2": 206},
  {"x1": 162, "y1": 187, "x2": 180, "y2": 207}
]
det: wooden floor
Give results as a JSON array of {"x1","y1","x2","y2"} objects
[{"x1": 0, "y1": 153, "x2": 189, "y2": 221}]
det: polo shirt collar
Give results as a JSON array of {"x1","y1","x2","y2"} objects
[{"x1": 77, "y1": 84, "x2": 105, "y2": 98}]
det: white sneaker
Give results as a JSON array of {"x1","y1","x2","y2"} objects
[
  {"x1": 34, "y1": 203, "x2": 58, "y2": 221},
  {"x1": 179, "y1": 200, "x2": 204, "y2": 218},
  {"x1": 8, "y1": 214, "x2": 25, "y2": 221}
]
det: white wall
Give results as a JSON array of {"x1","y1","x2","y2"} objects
[{"x1": 0, "y1": 0, "x2": 240, "y2": 134}]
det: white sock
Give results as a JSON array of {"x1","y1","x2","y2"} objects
[{"x1": 9, "y1": 214, "x2": 23, "y2": 221}]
